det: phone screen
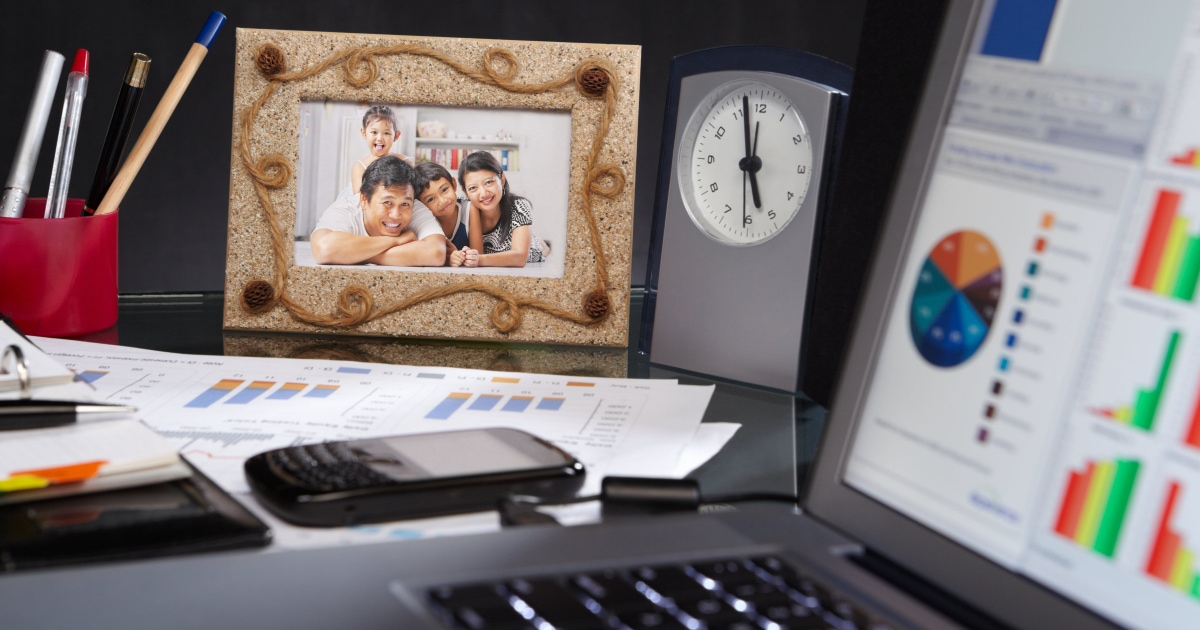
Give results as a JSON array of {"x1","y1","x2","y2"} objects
[{"x1": 353, "y1": 429, "x2": 569, "y2": 481}]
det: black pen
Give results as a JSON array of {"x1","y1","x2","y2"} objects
[
  {"x1": 82, "y1": 53, "x2": 151, "y2": 217},
  {"x1": 0, "y1": 400, "x2": 137, "y2": 431}
]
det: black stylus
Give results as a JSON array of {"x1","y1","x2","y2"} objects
[
  {"x1": 0, "y1": 400, "x2": 137, "y2": 431},
  {"x1": 82, "y1": 53, "x2": 151, "y2": 216}
]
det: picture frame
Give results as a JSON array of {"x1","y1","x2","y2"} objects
[{"x1": 223, "y1": 28, "x2": 641, "y2": 346}]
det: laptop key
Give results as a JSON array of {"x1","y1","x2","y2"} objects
[
  {"x1": 453, "y1": 603, "x2": 535, "y2": 630},
  {"x1": 758, "y1": 601, "x2": 832, "y2": 630},
  {"x1": 633, "y1": 566, "x2": 711, "y2": 602},
  {"x1": 617, "y1": 608, "x2": 689, "y2": 630},
  {"x1": 570, "y1": 571, "x2": 651, "y2": 613},
  {"x1": 673, "y1": 595, "x2": 746, "y2": 625},
  {"x1": 506, "y1": 577, "x2": 605, "y2": 629},
  {"x1": 690, "y1": 560, "x2": 761, "y2": 589}
]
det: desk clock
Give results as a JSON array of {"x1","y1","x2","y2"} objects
[{"x1": 641, "y1": 46, "x2": 851, "y2": 391}]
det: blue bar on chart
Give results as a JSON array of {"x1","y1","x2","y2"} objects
[
  {"x1": 470, "y1": 394, "x2": 502, "y2": 411},
  {"x1": 418, "y1": 373, "x2": 445, "y2": 380},
  {"x1": 226, "y1": 381, "x2": 274, "y2": 404},
  {"x1": 185, "y1": 379, "x2": 244, "y2": 408},
  {"x1": 304, "y1": 384, "x2": 339, "y2": 399},
  {"x1": 503, "y1": 396, "x2": 534, "y2": 412},
  {"x1": 76, "y1": 370, "x2": 108, "y2": 383},
  {"x1": 267, "y1": 382, "x2": 308, "y2": 400},
  {"x1": 426, "y1": 392, "x2": 472, "y2": 420},
  {"x1": 337, "y1": 366, "x2": 370, "y2": 374},
  {"x1": 537, "y1": 397, "x2": 565, "y2": 411}
]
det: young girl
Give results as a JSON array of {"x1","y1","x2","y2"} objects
[
  {"x1": 349, "y1": 105, "x2": 412, "y2": 194},
  {"x1": 458, "y1": 151, "x2": 549, "y2": 268}
]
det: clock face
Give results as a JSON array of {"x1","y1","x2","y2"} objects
[{"x1": 677, "y1": 80, "x2": 815, "y2": 246}]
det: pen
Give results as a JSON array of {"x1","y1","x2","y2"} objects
[
  {"x1": 82, "y1": 53, "x2": 152, "y2": 217},
  {"x1": 0, "y1": 400, "x2": 138, "y2": 432},
  {"x1": 0, "y1": 51, "x2": 65, "y2": 219},
  {"x1": 45, "y1": 49, "x2": 89, "y2": 219},
  {"x1": 94, "y1": 11, "x2": 226, "y2": 216}
]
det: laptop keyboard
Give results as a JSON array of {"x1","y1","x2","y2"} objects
[{"x1": 426, "y1": 555, "x2": 891, "y2": 630}]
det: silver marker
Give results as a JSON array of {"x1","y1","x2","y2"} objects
[{"x1": 0, "y1": 50, "x2": 65, "y2": 218}]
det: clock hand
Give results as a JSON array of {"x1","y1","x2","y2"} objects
[
  {"x1": 742, "y1": 95, "x2": 753, "y2": 161},
  {"x1": 747, "y1": 120, "x2": 762, "y2": 208}
]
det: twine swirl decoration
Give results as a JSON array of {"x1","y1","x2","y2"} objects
[{"x1": 238, "y1": 40, "x2": 626, "y2": 334}]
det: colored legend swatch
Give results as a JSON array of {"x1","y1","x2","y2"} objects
[
  {"x1": 1090, "y1": 331, "x2": 1180, "y2": 432},
  {"x1": 502, "y1": 396, "x2": 534, "y2": 412},
  {"x1": 910, "y1": 230, "x2": 1003, "y2": 367},
  {"x1": 184, "y1": 379, "x2": 244, "y2": 408},
  {"x1": 537, "y1": 397, "x2": 565, "y2": 411},
  {"x1": 1144, "y1": 481, "x2": 1200, "y2": 600},
  {"x1": 470, "y1": 394, "x2": 502, "y2": 411},
  {"x1": 304, "y1": 384, "x2": 339, "y2": 399},
  {"x1": 225, "y1": 381, "x2": 274, "y2": 405},
  {"x1": 1131, "y1": 189, "x2": 1200, "y2": 302},
  {"x1": 426, "y1": 392, "x2": 472, "y2": 420},
  {"x1": 1053, "y1": 458, "x2": 1140, "y2": 558},
  {"x1": 267, "y1": 382, "x2": 308, "y2": 400},
  {"x1": 492, "y1": 376, "x2": 520, "y2": 384},
  {"x1": 337, "y1": 366, "x2": 370, "y2": 374},
  {"x1": 1171, "y1": 148, "x2": 1200, "y2": 169},
  {"x1": 76, "y1": 370, "x2": 107, "y2": 383}
]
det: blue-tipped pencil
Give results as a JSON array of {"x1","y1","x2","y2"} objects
[{"x1": 94, "y1": 11, "x2": 226, "y2": 216}]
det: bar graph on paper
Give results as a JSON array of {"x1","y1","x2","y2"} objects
[{"x1": 184, "y1": 379, "x2": 341, "y2": 408}]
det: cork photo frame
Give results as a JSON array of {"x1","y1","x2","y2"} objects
[{"x1": 223, "y1": 29, "x2": 640, "y2": 346}]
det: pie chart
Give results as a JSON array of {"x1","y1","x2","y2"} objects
[{"x1": 910, "y1": 230, "x2": 1002, "y2": 367}]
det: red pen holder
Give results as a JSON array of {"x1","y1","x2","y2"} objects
[{"x1": 0, "y1": 198, "x2": 118, "y2": 337}]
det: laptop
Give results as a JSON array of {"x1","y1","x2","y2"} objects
[{"x1": 2, "y1": 1, "x2": 1195, "y2": 627}]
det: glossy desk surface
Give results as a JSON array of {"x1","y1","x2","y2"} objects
[{"x1": 101, "y1": 291, "x2": 826, "y2": 502}]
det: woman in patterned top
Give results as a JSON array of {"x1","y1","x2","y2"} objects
[{"x1": 457, "y1": 151, "x2": 549, "y2": 268}]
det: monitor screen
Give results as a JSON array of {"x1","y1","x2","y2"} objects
[{"x1": 843, "y1": 0, "x2": 1200, "y2": 627}]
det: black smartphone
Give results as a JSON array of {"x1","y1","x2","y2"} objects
[{"x1": 243, "y1": 427, "x2": 585, "y2": 527}]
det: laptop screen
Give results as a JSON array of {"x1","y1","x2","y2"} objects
[{"x1": 841, "y1": 0, "x2": 1200, "y2": 627}]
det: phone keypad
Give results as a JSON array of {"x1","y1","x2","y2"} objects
[{"x1": 267, "y1": 441, "x2": 395, "y2": 492}]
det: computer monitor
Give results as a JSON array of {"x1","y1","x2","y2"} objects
[{"x1": 811, "y1": 0, "x2": 1200, "y2": 627}]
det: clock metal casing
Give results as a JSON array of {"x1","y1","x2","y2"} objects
[{"x1": 642, "y1": 49, "x2": 849, "y2": 393}]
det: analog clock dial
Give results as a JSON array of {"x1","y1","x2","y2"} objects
[{"x1": 677, "y1": 80, "x2": 814, "y2": 246}]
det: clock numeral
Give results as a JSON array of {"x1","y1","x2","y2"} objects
[
  {"x1": 756, "y1": 103, "x2": 766, "y2": 114},
  {"x1": 743, "y1": 215, "x2": 753, "y2": 226},
  {"x1": 768, "y1": 210, "x2": 777, "y2": 220},
  {"x1": 787, "y1": 192, "x2": 794, "y2": 200},
  {"x1": 724, "y1": 204, "x2": 732, "y2": 214},
  {"x1": 792, "y1": 134, "x2": 804, "y2": 145},
  {"x1": 707, "y1": 155, "x2": 715, "y2": 164},
  {"x1": 709, "y1": 182, "x2": 719, "y2": 193},
  {"x1": 715, "y1": 126, "x2": 726, "y2": 139},
  {"x1": 797, "y1": 165, "x2": 807, "y2": 174}
]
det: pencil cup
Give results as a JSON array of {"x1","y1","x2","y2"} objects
[{"x1": 0, "y1": 198, "x2": 118, "y2": 336}]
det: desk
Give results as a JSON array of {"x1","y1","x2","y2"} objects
[
  {"x1": 2, "y1": 291, "x2": 833, "y2": 628},
  {"x1": 101, "y1": 290, "x2": 827, "y2": 501}
]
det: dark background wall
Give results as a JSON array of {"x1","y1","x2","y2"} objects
[{"x1": 0, "y1": 0, "x2": 867, "y2": 293}]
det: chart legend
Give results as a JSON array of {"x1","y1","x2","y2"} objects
[
  {"x1": 1053, "y1": 458, "x2": 1140, "y2": 558},
  {"x1": 1089, "y1": 330, "x2": 1180, "y2": 432},
  {"x1": 910, "y1": 230, "x2": 1003, "y2": 367}
]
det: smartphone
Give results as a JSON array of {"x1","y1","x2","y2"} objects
[{"x1": 243, "y1": 427, "x2": 585, "y2": 527}]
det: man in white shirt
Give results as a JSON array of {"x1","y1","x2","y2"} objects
[{"x1": 310, "y1": 156, "x2": 446, "y2": 266}]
